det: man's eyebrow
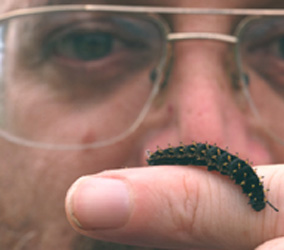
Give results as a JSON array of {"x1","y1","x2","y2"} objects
[
  {"x1": 45, "y1": 0, "x2": 157, "y2": 6},
  {"x1": 27, "y1": 0, "x2": 284, "y2": 10}
]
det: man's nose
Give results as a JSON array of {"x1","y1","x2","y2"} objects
[
  {"x1": 142, "y1": 38, "x2": 273, "y2": 164},
  {"x1": 164, "y1": 41, "x2": 251, "y2": 149}
]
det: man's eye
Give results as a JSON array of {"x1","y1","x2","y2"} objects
[
  {"x1": 12, "y1": 13, "x2": 165, "y2": 94},
  {"x1": 239, "y1": 31, "x2": 284, "y2": 96},
  {"x1": 243, "y1": 34, "x2": 284, "y2": 67},
  {"x1": 267, "y1": 36, "x2": 284, "y2": 60},
  {"x1": 51, "y1": 32, "x2": 114, "y2": 61},
  {"x1": 45, "y1": 32, "x2": 119, "y2": 61}
]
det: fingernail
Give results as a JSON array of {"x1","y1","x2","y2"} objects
[{"x1": 66, "y1": 177, "x2": 131, "y2": 230}]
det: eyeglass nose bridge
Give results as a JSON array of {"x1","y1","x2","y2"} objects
[{"x1": 167, "y1": 32, "x2": 238, "y2": 43}]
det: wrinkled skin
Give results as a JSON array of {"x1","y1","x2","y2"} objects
[{"x1": 0, "y1": 0, "x2": 284, "y2": 250}]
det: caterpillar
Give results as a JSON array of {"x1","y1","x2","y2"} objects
[{"x1": 146, "y1": 142, "x2": 279, "y2": 212}]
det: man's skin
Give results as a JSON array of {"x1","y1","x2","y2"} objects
[{"x1": 0, "y1": 0, "x2": 283, "y2": 249}]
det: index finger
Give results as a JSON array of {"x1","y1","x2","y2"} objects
[{"x1": 65, "y1": 165, "x2": 283, "y2": 250}]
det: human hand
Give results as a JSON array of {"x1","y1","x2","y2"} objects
[{"x1": 65, "y1": 164, "x2": 284, "y2": 250}]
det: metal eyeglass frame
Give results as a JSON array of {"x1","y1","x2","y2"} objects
[{"x1": 0, "y1": 4, "x2": 284, "y2": 150}]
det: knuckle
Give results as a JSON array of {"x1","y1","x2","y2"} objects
[{"x1": 164, "y1": 172, "x2": 201, "y2": 241}]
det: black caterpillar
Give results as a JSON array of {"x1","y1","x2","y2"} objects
[{"x1": 146, "y1": 142, "x2": 278, "y2": 212}]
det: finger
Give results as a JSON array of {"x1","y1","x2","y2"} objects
[
  {"x1": 65, "y1": 165, "x2": 283, "y2": 249},
  {"x1": 255, "y1": 237, "x2": 284, "y2": 250}
]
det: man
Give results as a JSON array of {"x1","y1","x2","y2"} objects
[{"x1": 0, "y1": 0, "x2": 283, "y2": 249}]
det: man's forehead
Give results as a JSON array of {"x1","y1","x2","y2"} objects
[
  {"x1": 2, "y1": 0, "x2": 284, "y2": 12},
  {"x1": 39, "y1": 0, "x2": 284, "y2": 7}
]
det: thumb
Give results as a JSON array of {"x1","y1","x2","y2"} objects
[
  {"x1": 65, "y1": 165, "x2": 283, "y2": 249},
  {"x1": 256, "y1": 237, "x2": 284, "y2": 250}
]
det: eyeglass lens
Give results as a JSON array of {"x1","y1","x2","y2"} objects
[
  {"x1": 236, "y1": 16, "x2": 284, "y2": 143},
  {"x1": 0, "y1": 11, "x2": 167, "y2": 147}
]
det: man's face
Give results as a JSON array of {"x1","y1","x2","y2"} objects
[{"x1": 0, "y1": 0, "x2": 284, "y2": 249}]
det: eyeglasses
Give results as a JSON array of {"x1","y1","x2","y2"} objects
[{"x1": 0, "y1": 5, "x2": 283, "y2": 150}]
